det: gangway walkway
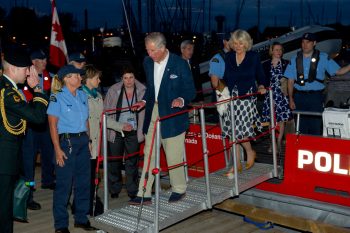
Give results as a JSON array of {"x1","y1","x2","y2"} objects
[
  {"x1": 91, "y1": 89, "x2": 278, "y2": 233},
  {"x1": 91, "y1": 163, "x2": 274, "y2": 233}
]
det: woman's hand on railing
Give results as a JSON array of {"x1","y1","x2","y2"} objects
[
  {"x1": 289, "y1": 98, "x2": 296, "y2": 110},
  {"x1": 258, "y1": 85, "x2": 266, "y2": 94}
]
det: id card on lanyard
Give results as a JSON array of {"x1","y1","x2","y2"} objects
[{"x1": 125, "y1": 87, "x2": 137, "y2": 130}]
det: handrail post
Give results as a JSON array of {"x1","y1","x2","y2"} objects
[
  {"x1": 229, "y1": 98, "x2": 239, "y2": 196},
  {"x1": 268, "y1": 89, "x2": 278, "y2": 177},
  {"x1": 199, "y1": 108, "x2": 212, "y2": 209},
  {"x1": 102, "y1": 113, "x2": 109, "y2": 211},
  {"x1": 219, "y1": 115, "x2": 229, "y2": 167},
  {"x1": 296, "y1": 113, "x2": 301, "y2": 134},
  {"x1": 183, "y1": 146, "x2": 189, "y2": 183},
  {"x1": 154, "y1": 120, "x2": 161, "y2": 233}
]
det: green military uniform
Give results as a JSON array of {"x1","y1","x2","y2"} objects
[{"x1": 0, "y1": 75, "x2": 48, "y2": 233}]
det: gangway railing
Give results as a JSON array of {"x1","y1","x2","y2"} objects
[
  {"x1": 92, "y1": 88, "x2": 278, "y2": 233},
  {"x1": 292, "y1": 110, "x2": 323, "y2": 133}
]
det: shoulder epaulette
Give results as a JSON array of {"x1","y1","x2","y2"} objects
[
  {"x1": 33, "y1": 96, "x2": 48, "y2": 106},
  {"x1": 0, "y1": 88, "x2": 27, "y2": 135}
]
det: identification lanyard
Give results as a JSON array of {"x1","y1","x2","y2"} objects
[{"x1": 124, "y1": 86, "x2": 136, "y2": 112}]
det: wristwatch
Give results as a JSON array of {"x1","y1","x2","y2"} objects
[{"x1": 34, "y1": 84, "x2": 42, "y2": 91}]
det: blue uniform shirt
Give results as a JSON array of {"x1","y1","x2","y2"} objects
[
  {"x1": 208, "y1": 52, "x2": 225, "y2": 79},
  {"x1": 47, "y1": 87, "x2": 89, "y2": 134},
  {"x1": 284, "y1": 51, "x2": 340, "y2": 91}
]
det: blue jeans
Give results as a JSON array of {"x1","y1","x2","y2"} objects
[{"x1": 53, "y1": 134, "x2": 91, "y2": 229}]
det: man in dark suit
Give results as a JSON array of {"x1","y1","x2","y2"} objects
[
  {"x1": 180, "y1": 39, "x2": 203, "y2": 101},
  {"x1": 129, "y1": 32, "x2": 195, "y2": 205},
  {"x1": 0, "y1": 47, "x2": 48, "y2": 233}
]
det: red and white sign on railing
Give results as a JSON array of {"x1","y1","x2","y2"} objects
[{"x1": 257, "y1": 134, "x2": 350, "y2": 207}]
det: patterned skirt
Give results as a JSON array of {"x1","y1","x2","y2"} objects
[{"x1": 221, "y1": 88, "x2": 262, "y2": 141}]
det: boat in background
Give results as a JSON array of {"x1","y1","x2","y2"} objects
[
  {"x1": 252, "y1": 25, "x2": 342, "y2": 62},
  {"x1": 200, "y1": 25, "x2": 342, "y2": 75}
]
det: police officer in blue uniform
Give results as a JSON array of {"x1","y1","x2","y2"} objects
[
  {"x1": 285, "y1": 32, "x2": 349, "y2": 135},
  {"x1": 0, "y1": 47, "x2": 48, "y2": 233},
  {"x1": 208, "y1": 32, "x2": 232, "y2": 91},
  {"x1": 47, "y1": 65, "x2": 96, "y2": 233}
]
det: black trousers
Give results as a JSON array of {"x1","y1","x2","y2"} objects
[
  {"x1": 107, "y1": 131, "x2": 139, "y2": 196},
  {"x1": 0, "y1": 175, "x2": 16, "y2": 233},
  {"x1": 294, "y1": 91, "x2": 324, "y2": 135}
]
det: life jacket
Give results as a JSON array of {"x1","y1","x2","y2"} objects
[
  {"x1": 22, "y1": 69, "x2": 51, "y2": 101},
  {"x1": 296, "y1": 49, "x2": 323, "y2": 86}
]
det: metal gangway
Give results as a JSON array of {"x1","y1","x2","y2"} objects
[{"x1": 91, "y1": 89, "x2": 278, "y2": 233}]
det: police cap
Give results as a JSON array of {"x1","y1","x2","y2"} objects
[
  {"x1": 68, "y1": 52, "x2": 86, "y2": 63},
  {"x1": 301, "y1": 32, "x2": 317, "y2": 42},
  {"x1": 30, "y1": 49, "x2": 47, "y2": 60},
  {"x1": 223, "y1": 32, "x2": 231, "y2": 41},
  {"x1": 57, "y1": 65, "x2": 85, "y2": 80},
  {"x1": 3, "y1": 47, "x2": 32, "y2": 67}
]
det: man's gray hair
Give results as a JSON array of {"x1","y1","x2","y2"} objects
[
  {"x1": 145, "y1": 32, "x2": 166, "y2": 48},
  {"x1": 180, "y1": 40, "x2": 194, "y2": 50}
]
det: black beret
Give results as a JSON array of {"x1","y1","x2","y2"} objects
[{"x1": 4, "y1": 47, "x2": 32, "y2": 67}]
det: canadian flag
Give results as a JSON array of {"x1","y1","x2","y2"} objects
[{"x1": 49, "y1": 0, "x2": 68, "y2": 68}]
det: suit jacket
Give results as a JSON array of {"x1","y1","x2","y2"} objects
[
  {"x1": 0, "y1": 76, "x2": 48, "y2": 175},
  {"x1": 143, "y1": 52, "x2": 196, "y2": 139}
]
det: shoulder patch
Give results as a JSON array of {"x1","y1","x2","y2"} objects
[
  {"x1": 211, "y1": 58, "x2": 219, "y2": 63},
  {"x1": 50, "y1": 95, "x2": 57, "y2": 102}
]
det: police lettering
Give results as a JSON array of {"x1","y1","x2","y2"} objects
[{"x1": 298, "y1": 150, "x2": 349, "y2": 175}]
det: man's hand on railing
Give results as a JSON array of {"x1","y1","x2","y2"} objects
[{"x1": 132, "y1": 101, "x2": 146, "y2": 111}]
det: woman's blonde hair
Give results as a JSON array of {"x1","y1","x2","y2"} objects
[
  {"x1": 51, "y1": 74, "x2": 70, "y2": 94},
  {"x1": 231, "y1": 29, "x2": 253, "y2": 51},
  {"x1": 82, "y1": 64, "x2": 102, "y2": 85}
]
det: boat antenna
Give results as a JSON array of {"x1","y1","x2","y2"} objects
[{"x1": 121, "y1": 0, "x2": 136, "y2": 55}]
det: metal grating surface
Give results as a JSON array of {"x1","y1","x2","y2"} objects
[{"x1": 91, "y1": 162, "x2": 274, "y2": 232}]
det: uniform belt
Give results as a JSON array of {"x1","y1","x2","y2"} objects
[
  {"x1": 59, "y1": 132, "x2": 86, "y2": 139},
  {"x1": 294, "y1": 89, "x2": 324, "y2": 94}
]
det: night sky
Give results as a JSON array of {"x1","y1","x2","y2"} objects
[{"x1": 1, "y1": 0, "x2": 349, "y2": 31}]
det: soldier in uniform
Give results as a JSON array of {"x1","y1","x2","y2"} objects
[
  {"x1": 0, "y1": 47, "x2": 48, "y2": 233},
  {"x1": 30, "y1": 50, "x2": 56, "y2": 190}
]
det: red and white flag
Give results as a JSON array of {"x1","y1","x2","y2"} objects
[{"x1": 49, "y1": 0, "x2": 68, "y2": 68}]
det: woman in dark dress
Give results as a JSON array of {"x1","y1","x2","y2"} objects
[
  {"x1": 222, "y1": 29, "x2": 266, "y2": 178},
  {"x1": 262, "y1": 42, "x2": 292, "y2": 152}
]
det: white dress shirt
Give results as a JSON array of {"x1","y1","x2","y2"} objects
[{"x1": 154, "y1": 50, "x2": 169, "y2": 101}]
